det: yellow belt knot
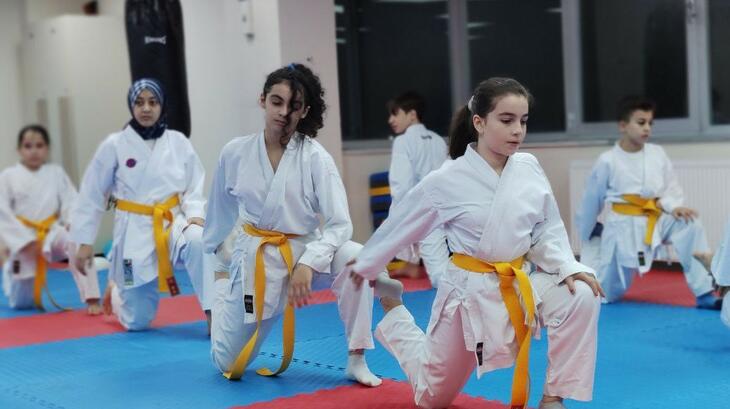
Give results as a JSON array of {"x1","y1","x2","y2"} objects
[
  {"x1": 223, "y1": 223, "x2": 299, "y2": 380},
  {"x1": 451, "y1": 253, "x2": 534, "y2": 409},
  {"x1": 114, "y1": 195, "x2": 181, "y2": 295},
  {"x1": 17, "y1": 214, "x2": 68, "y2": 311},
  {"x1": 611, "y1": 194, "x2": 661, "y2": 246}
]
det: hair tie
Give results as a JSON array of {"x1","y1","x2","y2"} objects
[
  {"x1": 287, "y1": 63, "x2": 296, "y2": 71},
  {"x1": 467, "y1": 95, "x2": 475, "y2": 112}
]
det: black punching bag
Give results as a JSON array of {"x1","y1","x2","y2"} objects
[{"x1": 125, "y1": 0, "x2": 191, "y2": 137}]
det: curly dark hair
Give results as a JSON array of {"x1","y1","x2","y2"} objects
[{"x1": 262, "y1": 63, "x2": 326, "y2": 141}]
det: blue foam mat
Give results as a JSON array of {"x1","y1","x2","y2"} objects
[
  {"x1": 0, "y1": 268, "x2": 197, "y2": 318},
  {"x1": 1, "y1": 284, "x2": 729, "y2": 408}
]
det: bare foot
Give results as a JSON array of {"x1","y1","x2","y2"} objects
[
  {"x1": 379, "y1": 296, "x2": 402, "y2": 313},
  {"x1": 102, "y1": 283, "x2": 114, "y2": 315},
  {"x1": 86, "y1": 299, "x2": 102, "y2": 315},
  {"x1": 693, "y1": 252, "x2": 714, "y2": 273}
]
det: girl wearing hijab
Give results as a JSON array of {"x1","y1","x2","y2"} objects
[{"x1": 71, "y1": 78, "x2": 212, "y2": 331}]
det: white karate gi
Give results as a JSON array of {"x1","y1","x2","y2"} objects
[
  {"x1": 71, "y1": 126, "x2": 214, "y2": 330},
  {"x1": 711, "y1": 219, "x2": 730, "y2": 327},
  {"x1": 354, "y1": 145, "x2": 600, "y2": 408},
  {"x1": 0, "y1": 163, "x2": 99, "y2": 309},
  {"x1": 389, "y1": 123, "x2": 449, "y2": 286},
  {"x1": 203, "y1": 132, "x2": 378, "y2": 373},
  {"x1": 576, "y1": 143, "x2": 715, "y2": 302}
]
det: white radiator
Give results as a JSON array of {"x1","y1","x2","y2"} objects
[{"x1": 569, "y1": 159, "x2": 730, "y2": 254}]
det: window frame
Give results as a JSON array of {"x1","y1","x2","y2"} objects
[{"x1": 341, "y1": 0, "x2": 730, "y2": 149}]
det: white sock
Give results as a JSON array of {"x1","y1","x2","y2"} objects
[
  {"x1": 374, "y1": 272, "x2": 404, "y2": 301},
  {"x1": 346, "y1": 353, "x2": 382, "y2": 387}
]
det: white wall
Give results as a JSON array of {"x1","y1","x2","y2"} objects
[
  {"x1": 181, "y1": 0, "x2": 281, "y2": 189},
  {"x1": 24, "y1": 0, "x2": 89, "y2": 24},
  {"x1": 0, "y1": 0, "x2": 25, "y2": 170},
  {"x1": 278, "y1": 0, "x2": 343, "y2": 170}
]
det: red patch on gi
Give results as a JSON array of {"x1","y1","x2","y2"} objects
[{"x1": 126, "y1": 158, "x2": 137, "y2": 168}]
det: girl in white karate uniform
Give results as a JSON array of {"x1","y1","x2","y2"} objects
[
  {"x1": 203, "y1": 64, "x2": 401, "y2": 386},
  {"x1": 1, "y1": 125, "x2": 101, "y2": 314},
  {"x1": 576, "y1": 97, "x2": 721, "y2": 309},
  {"x1": 350, "y1": 78, "x2": 603, "y2": 409},
  {"x1": 72, "y1": 78, "x2": 213, "y2": 331}
]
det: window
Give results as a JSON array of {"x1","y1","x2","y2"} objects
[
  {"x1": 335, "y1": 0, "x2": 451, "y2": 141},
  {"x1": 708, "y1": 0, "x2": 730, "y2": 125},
  {"x1": 467, "y1": 0, "x2": 565, "y2": 132},
  {"x1": 580, "y1": 0, "x2": 688, "y2": 122},
  {"x1": 336, "y1": 0, "x2": 729, "y2": 143}
]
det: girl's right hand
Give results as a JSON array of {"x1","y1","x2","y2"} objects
[
  {"x1": 75, "y1": 244, "x2": 94, "y2": 276},
  {"x1": 347, "y1": 260, "x2": 375, "y2": 289},
  {"x1": 346, "y1": 260, "x2": 364, "y2": 288}
]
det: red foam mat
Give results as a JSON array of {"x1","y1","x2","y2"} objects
[
  {"x1": 0, "y1": 295, "x2": 205, "y2": 348},
  {"x1": 0, "y1": 277, "x2": 432, "y2": 348},
  {"x1": 622, "y1": 269, "x2": 695, "y2": 307},
  {"x1": 232, "y1": 379, "x2": 517, "y2": 409}
]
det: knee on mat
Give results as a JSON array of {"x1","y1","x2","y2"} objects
[
  {"x1": 416, "y1": 392, "x2": 457, "y2": 409},
  {"x1": 211, "y1": 348, "x2": 232, "y2": 373},
  {"x1": 123, "y1": 316, "x2": 153, "y2": 331},
  {"x1": 210, "y1": 341, "x2": 240, "y2": 373},
  {"x1": 9, "y1": 297, "x2": 34, "y2": 310},
  {"x1": 121, "y1": 308, "x2": 155, "y2": 331}
]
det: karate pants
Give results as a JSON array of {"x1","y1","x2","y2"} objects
[
  {"x1": 210, "y1": 240, "x2": 376, "y2": 373},
  {"x1": 111, "y1": 224, "x2": 215, "y2": 330},
  {"x1": 2, "y1": 228, "x2": 100, "y2": 309},
  {"x1": 598, "y1": 217, "x2": 715, "y2": 303},
  {"x1": 375, "y1": 272, "x2": 601, "y2": 409}
]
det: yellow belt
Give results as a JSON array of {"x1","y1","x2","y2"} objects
[
  {"x1": 611, "y1": 194, "x2": 661, "y2": 246},
  {"x1": 451, "y1": 253, "x2": 534, "y2": 409},
  {"x1": 114, "y1": 195, "x2": 181, "y2": 296},
  {"x1": 368, "y1": 186, "x2": 391, "y2": 196},
  {"x1": 224, "y1": 223, "x2": 298, "y2": 380},
  {"x1": 17, "y1": 214, "x2": 69, "y2": 311}
]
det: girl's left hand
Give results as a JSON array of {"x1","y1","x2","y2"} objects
[
  {"x1": 288, "y1": 263, "x2": 314, "y2": 308},
  {"x1": 563, "y1": 272, "x2": 605, "y2": 297}
]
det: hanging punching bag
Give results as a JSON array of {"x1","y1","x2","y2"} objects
[{"x1": 125, "y1": 0, "x2": 191, "y2": 137}]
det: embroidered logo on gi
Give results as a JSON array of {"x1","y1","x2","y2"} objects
[
  {"x1": 244, "y1": 295, "x2": 254, "y2": 314},
  {"x1": 420, "y1": 134, "x2": 432, "y2": 140},
  {"x1": 475, "y1": 342, "x2": 484, "y2": 366},
  {"x1": 123, "y1": 259, "x2": 134, "y2": 286},
  {"x1": 144, "y1": 36, "x2": 167, "y2": 45},
  {"x1": 126, "y1": 158, "x2": 137, "y2": 168}
]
